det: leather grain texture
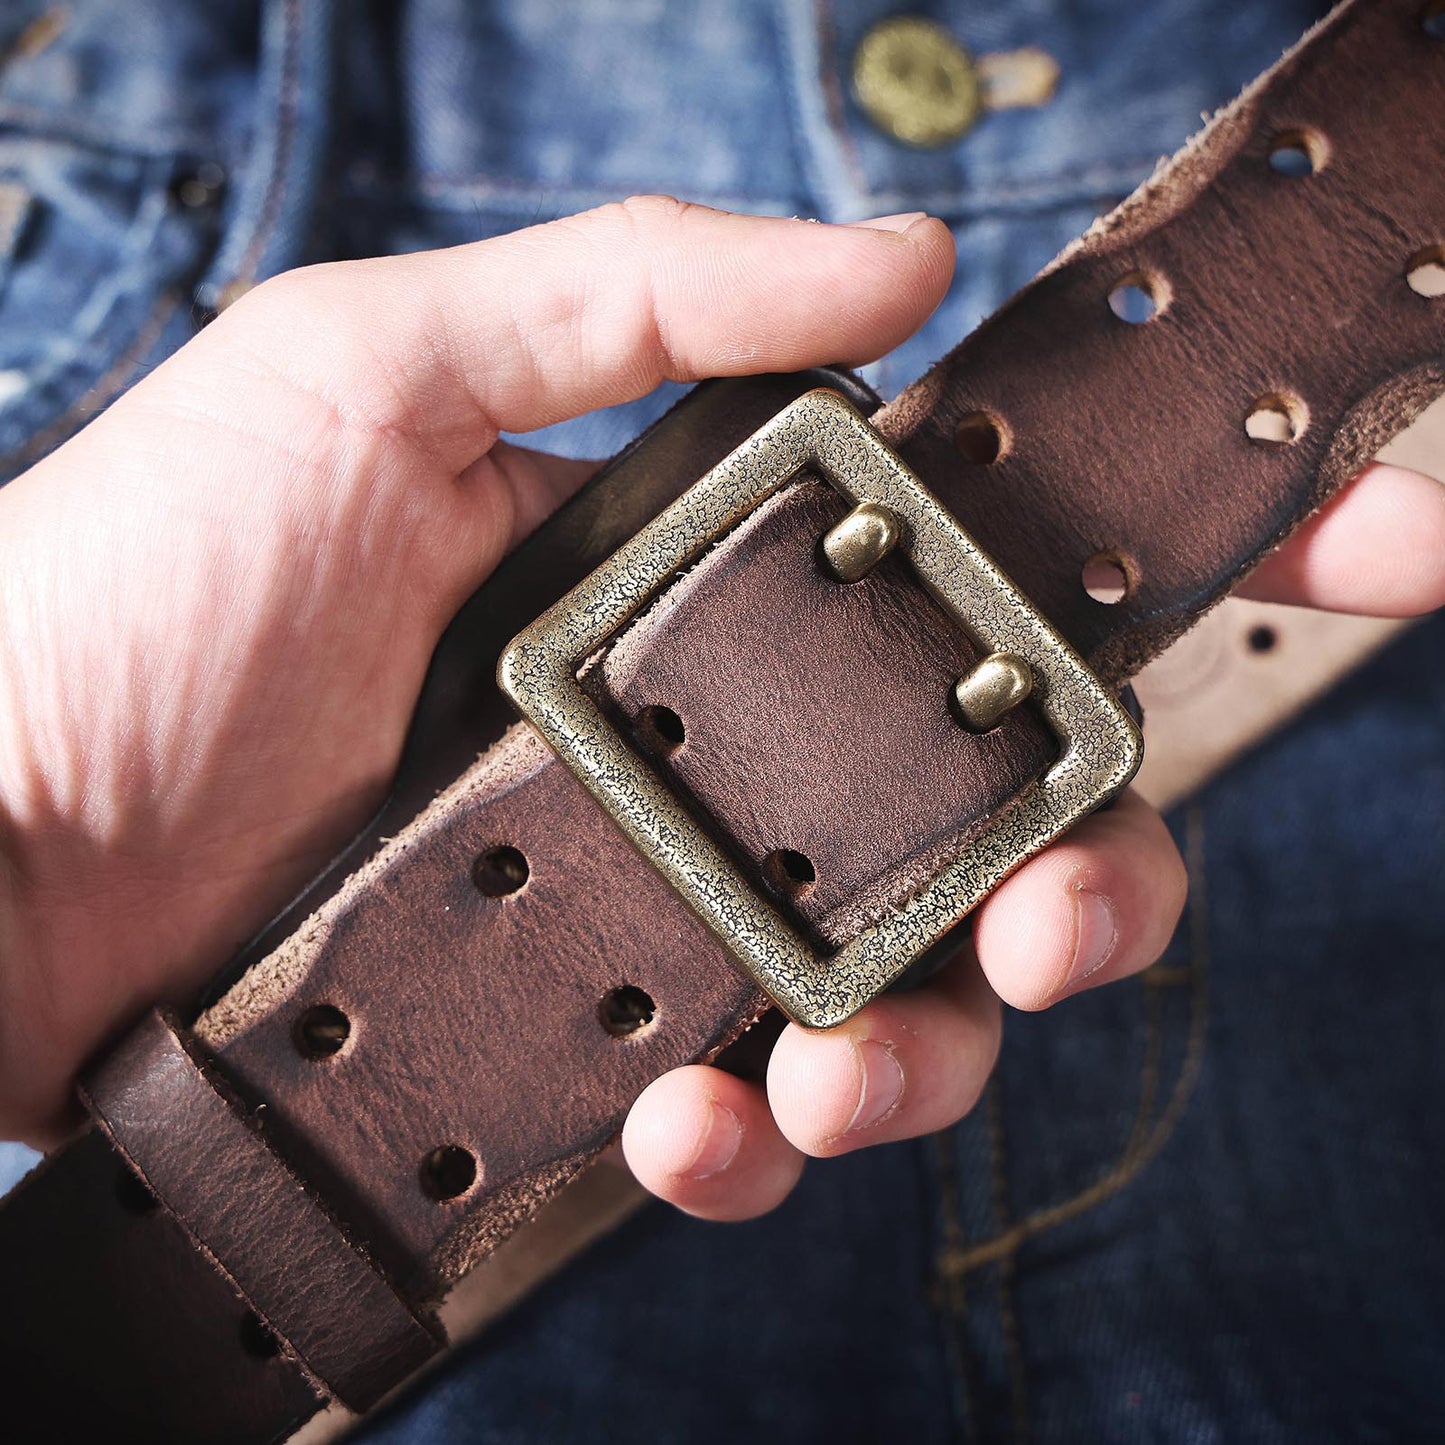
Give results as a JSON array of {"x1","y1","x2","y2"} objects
[
  {"x1": 82, "y1": 1011, "x2": 442, "y2": 1410},
  {"x1": 0, "y1": 2, "x2": 1439, "y2": 1437}
]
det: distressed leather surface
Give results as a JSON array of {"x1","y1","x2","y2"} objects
[
  {"x1": 0, "y1": 1, "x2": 1440, "y2": 1437},
  {"x1": 82, "y1": 1011, "x2": 442, "y2": 1411}
]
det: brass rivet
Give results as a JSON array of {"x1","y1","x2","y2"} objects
[
  {"x1": 820, "y1": 501, "x2": 901, "y2": 583},
  {"x1": 953, "y1": 652, "x2": 1034, "y2": 732},
  {"x1": 852, "y1": 17, "x2": 981, "y2": 147}
]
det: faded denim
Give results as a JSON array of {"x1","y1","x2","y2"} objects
[{"x1": 1, "y1": 1, "x2": 1442, "y2": 1440}]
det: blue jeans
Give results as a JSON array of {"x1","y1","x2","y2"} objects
[{"x1": 3, "y1": 1, "x2": 1443, "y2": 1439}]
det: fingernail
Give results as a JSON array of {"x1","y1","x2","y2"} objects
[
  {"x1": 683, "y1": 1100, "x2": 743, "y2": 1180},
  {"x1": 846, "y1": 1039, "x2": 905, "y2": 1134},
  {"x1": 1070, "y1": 888, "x2": 1118, "y2": 987},
  {"x1": 849, "y1": 211, "x2": 929, "y2": 234}
]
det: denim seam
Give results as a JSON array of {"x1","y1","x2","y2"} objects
[
  {"x1": 761, "y1": 0, "x2": 823, "y2": 220},
  {"x1": 1122, "y1": 964, "x2": 1167, "y2": 1162},
  {"x1": 932, "y1": 1131, "x2": 982, "y2": 1442},
  {"x1": 835, "y1": 160, "x2": 1161, "y2": 218},
  {"x1": 767, "y1": 0, "x2": 868, "y2": 219},
  {"x1": 22, "y1": 164, "x2": 174, "y2": 382},
  {"x1": 0, "y1": 104, "x2": 228, "y2": 164},
  {"x1": 345, "y1": 154, "x2": 1161, "y2": 226},
  {"x1": 0, "y1": 287, "x2": 181, "y2": 473},
  {"x1": 0, "y1": 0, "x2": 305, "y2": 476},
  {"x1": 985, "y1": 1081, "x2": 1032, "y2": 1445},
  {"x1": 358, "y1": 175, "x2": 804, "y2": 220},
  {"x1": 231, "y1": 0, "x2": 302, "y2": 289},
  {"x1": 804, "y1": 0, "x2": 871, "y2": 215},
  {"x1": 0, "y1": 157, "x2": 186, "y2": 472},
  {"x1": 938, "y1": 805, "x2": 1211, "y2": 1279}
]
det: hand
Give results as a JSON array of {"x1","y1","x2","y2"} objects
[{"x1": 1, "y1": 203, "x2": 1441, "y2": 1233}]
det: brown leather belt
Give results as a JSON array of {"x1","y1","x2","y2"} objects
[{"x1": 1, "y1": 2, "x2": 1441, "y2": 1437}]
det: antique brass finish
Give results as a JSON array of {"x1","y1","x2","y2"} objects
[
  {"x1": 953, "y1": 652, "x2": 1035, "y2": 732},
  {"x1": 500, "y1": 390, "x2": 1142, "y2": 1029},
  {"x1": 852, "y1": 17, "x2": 981, "y2": 147},
  {"x1": 821, "y1": 501, "x2": 901, "y2": 582}
]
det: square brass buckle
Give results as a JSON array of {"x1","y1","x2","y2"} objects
[{"x1": 499, "y1": 389, "x2": 1142, "y2": 1028}]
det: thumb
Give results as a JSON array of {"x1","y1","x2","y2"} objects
[
  {"x1": 0, "y1": 203, "x2": 952, "y2": 1142},
  {"x1": 31, "y1": 198, "x2": 953, "y2": 627}
]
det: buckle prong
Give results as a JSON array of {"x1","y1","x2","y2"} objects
[
  {"x1": 820, "y1": 500, "x2": 902, "y2": 582},
  {"x1": 953, "y1": 651, "x2": 1035, "y2": 732},
  {"x1": 499, "y1": 389, "x2": 1141, "y2": 1028}
]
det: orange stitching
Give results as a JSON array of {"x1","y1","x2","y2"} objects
[
  {"x1": 232, "y1": 0, "x2": 302, "y2": 289},
  {"x1": 1145, "y1": 964, "x2": 1192, "y2": 988},
  {"x1": 932, "y1": 1130, "x2": 980, "y2": 1440},
  {"x1": 986, "y1": 1082, "x2": 1032, "y2": 1444},
  {"x1": 0, "y1": 289, "x2": 180, "y2": 473},
  {"x1": 1121, "y1": 971, "x2": 1165, "y2": 1163}
]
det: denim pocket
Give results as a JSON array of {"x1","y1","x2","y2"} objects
[{"x1": 0, "y1": 134, "x2": 222, "y2": 480}]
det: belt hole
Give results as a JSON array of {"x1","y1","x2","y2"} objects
[
  {"x1": 293, "y1": 1004, "x2": 351, "y2": 1061},
  {"x1": 1107, "y1": 271, "x2": 1168, "y2": 324},
  {"x1": 1423, "y1": 3, "x2": 1445, "y2": 41},
  {"x1": 763, "y1": 848, "x2": 817, "y2": 901},
  {"x1": 420, "y1": 1145, "x2": 478, "y2": 1201},
  {"x1": 1406, "y1": 245, "x2": 1445, "y2": 298},
  {"x1": 114, "y1": 1165, "x2": 159, "y2": 1215},
  {"x1": 1082, "y1": 552, "x2": 1132, "y2": 605},
  {"x1": 1245, "y1": 392, "x2": 1307, "y2": 446},
  {"x1": 473, "y1": 845, "x2": 529, "y2": 897},
  {"x1": 1267, "y1": 129, "x2": 1328, "y2": 178},
  {"x1": 954, "y1": 410, "x2": 1009, "y2": 465},
  {"x1": 599, "y1": 985, "x2": 657, "y2": 1037},
  {"x1": 240, "y1": 1312, "x2": 282, "y2": 1360},
  {"x1": 637, "y1": 704, "x2": 686, "y2": 752},
  {"x1": 1247, "y1": 624, "x2": 1278, "y2": 654}
]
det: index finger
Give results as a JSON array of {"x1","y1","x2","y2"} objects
[
  {"x1": 194, "y1": 198, "x2": 956, "y2": 475},
  {"x1": 1239, "y1": 461, "x2": 1445, "y2": 616}
]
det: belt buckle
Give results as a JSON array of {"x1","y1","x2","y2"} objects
[{"x1": 499, "y1": 389, "x2": 1142, "y2": 1028}]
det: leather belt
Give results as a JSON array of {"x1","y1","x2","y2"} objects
[{"x1": 1, "y1": 1, "x2": 1442, "y2": 1437}]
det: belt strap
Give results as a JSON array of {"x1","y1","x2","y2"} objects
[
  {"x1": 1, "y1": 1, "x2": 1441, "y2": 1436},
  {"x1": 81, "y1": 1011, "x2": 441, "y2": 1411}
]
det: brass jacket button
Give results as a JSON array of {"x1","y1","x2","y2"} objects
[{"x1": 852, "y1": 15, "x2": 981, "y2": 147}]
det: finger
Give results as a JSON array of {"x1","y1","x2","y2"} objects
[
  {"x1": 1238, "y1": 462, "x2": 1445, "y2": 615},
  {"x1": 766, "y1": 955, "x2": 1000, "y2": 1159},
  {"x1": 972, "y1": 789, "x2": 1187, "y2": 1012},
  {"x1": 191, "y1": 197, "x2": 956, "y2": 471},
  {"x1": 622, "y1": 1064, "x2": 805, "y2": 1221},
  {"x1": 475, "y1": 443, "x2": 599, "y2": 549}
]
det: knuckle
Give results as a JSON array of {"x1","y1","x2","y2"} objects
[
  {"x1": 578, "y1": 194, "x2": 699, "y2": 263},
  {"x1": 218, "y1": 262, "x2": 425, "y2": 448},
  {"x1": 227, "y1": 262, "x2": 347, "y2": 336},
  {"x1": 612, "y1": 192, "x2": 693, "y2": 232}
]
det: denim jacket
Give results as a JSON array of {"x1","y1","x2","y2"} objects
[{"x1": 0, "y1": 0, "x2": 1332, "y2": 468}]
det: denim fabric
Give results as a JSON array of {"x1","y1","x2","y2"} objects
[{"x1": 2, "y1": 1, "x2": 1443, "y2": 1440}]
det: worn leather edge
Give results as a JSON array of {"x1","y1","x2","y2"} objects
[{"x1": 82, "y1": 1011, "x2": 442, "y2": 1411}]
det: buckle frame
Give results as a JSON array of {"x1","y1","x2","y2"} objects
[{"x1": 499, "y1": 390, "x2": 1142, "y2": 1028}]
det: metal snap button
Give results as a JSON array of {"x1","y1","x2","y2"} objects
[{"x1": 852, "y1": 16, "x2": 981, "y2": 147}]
